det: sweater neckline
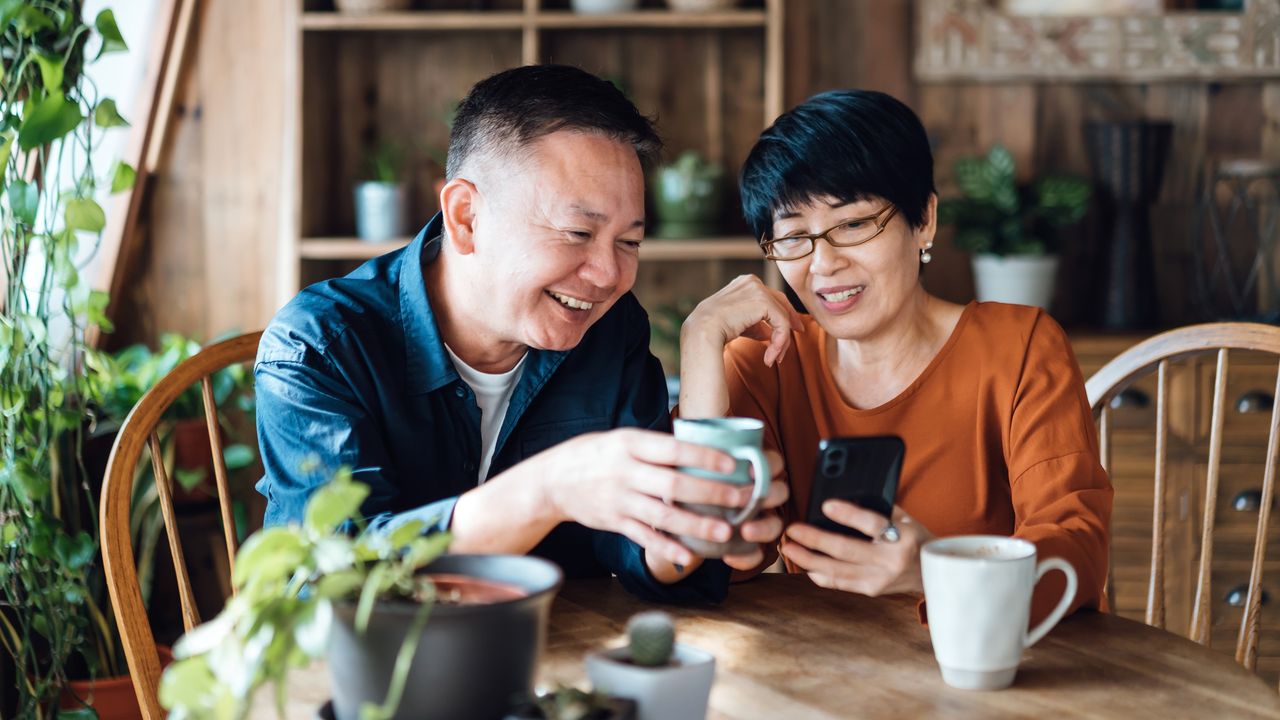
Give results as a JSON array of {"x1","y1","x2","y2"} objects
[{"x1": 817, "y1": 301, "x2": 977, "y2": 417}]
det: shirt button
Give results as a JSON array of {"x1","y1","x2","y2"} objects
[{"x1": 454, "y1": 385, "x2": 465, "y2": 398}]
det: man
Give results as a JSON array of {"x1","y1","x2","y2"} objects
[{"x1": 256, "y1": 65, "x2": 785, "y2": 601}]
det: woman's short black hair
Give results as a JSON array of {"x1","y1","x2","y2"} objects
[
  {"x1": 447, "y1": 64, "x2": 661, "y2": 179},
  {"x1": 740, "y1": 90, "x2": 936, "y2": 241}
]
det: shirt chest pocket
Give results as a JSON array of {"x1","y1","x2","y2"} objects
[{"x1": 520, "y1": 416, "x2": 611, "y2": 458}]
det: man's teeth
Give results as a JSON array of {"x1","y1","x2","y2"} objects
[
  {"x1": 548, "y1": 291, "x2": 594, "y2": 311},
  {"x1": 819, "y1": 287, "x2": 863, "y2": 302}
]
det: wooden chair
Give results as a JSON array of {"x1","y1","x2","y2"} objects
[
  {"x1": 100, "y1": 331, "x2": 262, "y2": 720},
  {"x1": 1085, "y1": 322, "x2": 1280, "y2": 684}
]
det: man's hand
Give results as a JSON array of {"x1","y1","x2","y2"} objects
[
  {"x1": 781, "y1": 502, "x2": 934, "y2": 596},
  {"x1": 537, "y1": 428, "x2": 760, "y2": 567}
]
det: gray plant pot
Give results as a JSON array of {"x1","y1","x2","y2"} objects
[
  {"x1": 328, "y1": 554, "x2": 563, "y2": 720},
  {"x1": 354, "y1": 181, "x2": 407, "y2": 241}
]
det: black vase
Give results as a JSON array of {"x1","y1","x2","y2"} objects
[{"x1": 1083, "y1": 121, "x2": 1173, "y2": 329}]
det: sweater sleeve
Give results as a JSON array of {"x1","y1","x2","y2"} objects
[{"x1": 1008, "y1": 312, "x2": 1114, "y2": 623}]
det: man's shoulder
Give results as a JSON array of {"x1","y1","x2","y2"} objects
[{"x1": 259, "y1": 256, "x2": 401, "y2": 365}]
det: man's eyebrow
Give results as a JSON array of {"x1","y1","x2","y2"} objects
[{"x1": 568, "y1": 204, "x2": 645, "y2": 229}]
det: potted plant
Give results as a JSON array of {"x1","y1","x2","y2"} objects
[
  {"x1": 651, "y1": 150, "x2": 724, "y2": 239},
  {"x1": 585, "y1": 611, "x2": 714, "y2": 720},
  {"x1": 160, "y1": 471, "x2": 563, "y2": 720},
  {"x1": 937, "y1": 144, "x2": 1091, "y2": 310},
  {"x1": 506, "y1": 685, "x2": 637, "y2": 720},
  {"x1": 355, "y1": 140, "x2": 408, "y2": 242},
  {"x1": 1, "y1": 2, "x2": 140, "y2": 717},
  {"x1": 570, "y1": 0, "x2": 639, "y2": 13}
]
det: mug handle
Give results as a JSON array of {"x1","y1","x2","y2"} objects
[
  {"x1": 724, "y1": 446, "x2": 770, "y2": 528},
  {"x1": 1023, "y1": 557, "x2": 1078, "y2": 648}
]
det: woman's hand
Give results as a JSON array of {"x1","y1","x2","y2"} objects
[
  {"x1": 781, "y1": 502, "x2": 935, "y2": 596},
  {"x1": 679, "y1": 275, "x2": 805, "y2": 419},
  {"x1": 682, "y1": 274, "x2": 805, "y2": 368}
]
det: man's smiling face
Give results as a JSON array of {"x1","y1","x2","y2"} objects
[{"x1": 468, "y1": 130, "x2": 646, "y2": 352}]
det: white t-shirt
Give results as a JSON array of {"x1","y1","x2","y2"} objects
[{"x1": 445, "y1": 345, "x2": 527, "y2": 484}]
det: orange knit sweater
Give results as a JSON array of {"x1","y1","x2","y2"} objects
[{"x1": 723, "y1": 301, "x2": 1113, "y2": 622}]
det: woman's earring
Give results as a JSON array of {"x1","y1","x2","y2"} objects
[{"x1": 920, "y1": 242, "x2": 933, "y2": 264}]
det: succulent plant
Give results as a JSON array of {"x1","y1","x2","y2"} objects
[{"x1": 626, "y1": 611, "x2": 675, "y2": 667}]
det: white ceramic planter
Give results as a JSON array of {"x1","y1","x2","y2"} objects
[
  {"x1": 586, "y1": 643, "x2": 715, "y2": 720},
  {"x1": 571, "y1": 0, "x2": 640, "y2": 13},
  {"x1": 971, "y1": 254, "x2": 1059, "y2": 309},
  {"x1": 354, "y1": 181, "x2": 407, "y2": 242}
]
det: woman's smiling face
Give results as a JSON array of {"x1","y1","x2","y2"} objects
[{"x1": 772, "y1": 194, "x2": 936, "y2": 340}]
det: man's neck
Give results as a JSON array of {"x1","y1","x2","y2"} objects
[{"x1": 424, "y1": 250, "x2": 528, "y2": 374}]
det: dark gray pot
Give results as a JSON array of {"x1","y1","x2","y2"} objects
[{"x1": 328, "y1": 554, "x2": 563, "y2": 720}]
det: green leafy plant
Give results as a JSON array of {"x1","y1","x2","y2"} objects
[
  {"x1": 937, "y1": 144, "x2": 1091, "y2": 257},
  {"x1": 84, "y1": 332, "x2": 258, "y2": 607},
  {"x1": 511, "y1": 684, "x2": 633, "y2": 720},
  {"x1": 0, "y1": 1, "x2": 135, "y2": 717},
  {"x1": 364, "y1": 140, "x2": 405, "y2": 184},
  {"x1": 160, "y1": 471, "x2": 450, "y2": 720}
]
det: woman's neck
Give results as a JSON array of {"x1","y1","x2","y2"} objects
[{"x1": 828, "y1": 289, "x2": 961, "y2": 410}]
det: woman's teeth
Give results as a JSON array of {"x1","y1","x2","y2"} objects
[
  {"x1": 819, "y1": 287, "x2": 863, "y2": 302},
  {"x1": 548, "y1": 290, "x2": 594, "y2": 310}
]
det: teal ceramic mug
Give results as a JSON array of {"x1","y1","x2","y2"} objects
[{"x1": 672, "y1": 417, "x2": 771, "y2": 558}]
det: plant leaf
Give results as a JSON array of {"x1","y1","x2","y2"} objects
[
  {"x1": 95, "y1": 10, "x2": 128, "y2": 57},
  {"x1": 31, "y1": 50, "x2": 64, "y2": 94},
  {"x1": 65, "y1": 197, "x2": 106, "y2": 233},
  {"x1": 159, "y1": 657, "x2": 216, "y2": 709},
  {"x1": 7, "y1": 180, "x2": 38, "y2": 226},
  {"x1": 304, "y1": 477, "x2": 369, "y2": 536},
  {"x1": 94, "y1": 98, "x2": 129, "y2": 128},
  {"x1": 0, "y1": 130, "x2": 12, "y2": 187},
  {"x1": 110, "y1": 160, "x2": 136, "y2": 192},
  {"x1": 222, "y1": 444, "x2": 254, "y2": 470},
  {"x1": 11, "y1": 5, "x2": 54, "y2": 35},
  {"x1": 18, "y1": 94, "x2": 82, "y2": 150},
  {"x1": 232, "y1": 527, "x2": 308, "y2": 589}
]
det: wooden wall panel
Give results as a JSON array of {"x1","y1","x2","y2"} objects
[
  {"x1": 121, "y1": 0, "x2": 1280, "y2": 348},
  {"x1": 113, "y1": 0, "x2": 286, "y2": 348}
]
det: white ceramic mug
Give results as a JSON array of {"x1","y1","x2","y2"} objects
[{"x1": 920, "y1": 535, "x2": 1078, "y2": 691}]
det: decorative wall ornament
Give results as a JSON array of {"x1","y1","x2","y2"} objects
[{"x1": 915, "y1": 0, "x2": 1280, "y2": 81}]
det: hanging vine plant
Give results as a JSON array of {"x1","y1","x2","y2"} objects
[{"x1": 0, "y1": 1, "x2": 133, "y2": 717}]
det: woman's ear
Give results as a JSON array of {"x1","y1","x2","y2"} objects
[
  {"x1": 440, "y1": 178, "x2": 479, "y2": 255},
  {"x1": 918, "y1": 193, "x2": 939, "y2": 248}
]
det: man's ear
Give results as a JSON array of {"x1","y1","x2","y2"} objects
[{"x1": 440, "y1": 178, "x2": 479, "y2": 255}]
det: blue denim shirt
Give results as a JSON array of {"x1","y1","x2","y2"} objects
[{"x1": 255, "y1": 214, "x2": 729, "y2": 603}]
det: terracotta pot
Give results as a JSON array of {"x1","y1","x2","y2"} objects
[
  {"x1": 60, "y1": 647, "x2": 173, "y2": 720},
  {"x1": 171, "y1": 418, "x2": 219, "y2": 504}
]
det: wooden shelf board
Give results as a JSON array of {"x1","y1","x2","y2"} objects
[
  {"x1": 300, "y1": 9, "x2": 766, "y2": 32},
  {"x1": 301, "y1": 11, "x2": 526, "y2": 31},
  {"x1": 535, "y1": 10, "x2": 766, "y2": 29},
  {"x1": 299, "y1": 236, "x2": 763, "y2": 261}
]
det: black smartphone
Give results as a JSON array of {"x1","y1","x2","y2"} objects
[{"x1": 805, "y1": 436, "x2": 904, "y2": 539}]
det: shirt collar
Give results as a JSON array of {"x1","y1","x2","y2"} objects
[{"x1": 400, "y1": 213, "x2": 456, "y2": 395}]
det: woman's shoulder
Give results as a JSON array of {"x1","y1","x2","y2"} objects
[{"x1": 962, "y1": 301, "x2": 1074, "y2": 365}]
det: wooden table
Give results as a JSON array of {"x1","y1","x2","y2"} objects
[{"x1": 276, "y1": 575, "x2": 1280, "y2": 720}]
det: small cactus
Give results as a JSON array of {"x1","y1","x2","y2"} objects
[{"x1": 626, "y1": 611, "x2": 675, "y2": 667}]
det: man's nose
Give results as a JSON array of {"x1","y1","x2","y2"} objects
[{"x1": 579, "y1": 238, "x2": 621, "y2": 289}]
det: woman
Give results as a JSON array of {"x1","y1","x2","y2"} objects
[{"x1": 679, "y1": 90, "x2": 1112, "y2": 621}]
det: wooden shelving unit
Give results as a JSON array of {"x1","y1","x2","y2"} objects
[
  {"x1": 280, "y1": 0, "x2": 785, "y2": 307},
  {"x1": 298, "y1": 236, "x2": 764, "y2": 261}
]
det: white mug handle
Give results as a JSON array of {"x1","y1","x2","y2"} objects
[
  {"x1": 724, "y1": 446, "x2": 770, "y2": 528},
  {"x1": 1023, "y1": 557, "x2": 1078, "y2": 648}
]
